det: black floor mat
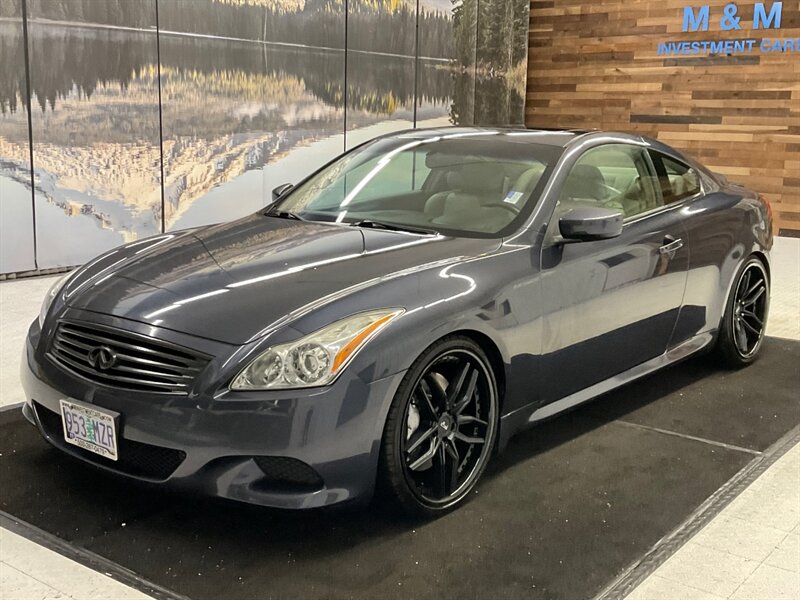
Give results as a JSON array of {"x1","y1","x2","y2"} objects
[{"x1": 1, "y1": 339, "x2": 798, "y2": 600}]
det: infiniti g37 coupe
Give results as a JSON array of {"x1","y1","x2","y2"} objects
[{"x1": 22, "y1": 128, "x2": 772, "y2": 516}]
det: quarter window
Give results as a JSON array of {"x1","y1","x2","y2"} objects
[{"x1": 650, "y1": 152, "x2": 701, "y2": 204}]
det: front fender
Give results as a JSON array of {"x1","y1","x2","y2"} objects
[{"x1": 285, "y1": 245, "x2": 543, "y2": 421}]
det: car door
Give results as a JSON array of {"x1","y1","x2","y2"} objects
[{"x1": 538, "y1": 142, "x2": 690, "y2": 402}]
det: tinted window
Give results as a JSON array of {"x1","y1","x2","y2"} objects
[
  {"x1": 650, "y1": 151, "x2": 701, "y2": 203},
  {"x1": 559, "y1": 144, "x2": 661, "y2": 218},
  {"x1": 274, "y1": 135, "x2": 561, "y2": 237}
]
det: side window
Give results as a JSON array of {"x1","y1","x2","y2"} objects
[
  {"x1": 650, "y1": 152, "x2": 701, "y2": 204},
  {"x1": 559, "y1": 144, "x2": 662, "y2": 219}
]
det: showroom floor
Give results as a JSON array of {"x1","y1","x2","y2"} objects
[{"x1": 0, "y1": 237, "x2": 798, "y2": 600}]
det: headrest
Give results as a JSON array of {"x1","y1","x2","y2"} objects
[
  {"x1": 457, "y1": 162, "x2": 505, "y2": 194},
  {"x1": 510, "y1": 164, "x2": 546, "y2": 194},
  {"x1": 446, "y1": 171, "x2": 461, "y2": 188},
  {"x1": 425, "y1": 153, "x2": 465, "y2": 169},
  {"x1": 562, "y1": 164, "x2": 605, "y2": 200}
]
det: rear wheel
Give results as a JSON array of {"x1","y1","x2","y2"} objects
[
  {"x1": 378, "y1": 336, "x2": 498, "y2": 517},
  {"x1": 714, "y1": 256, "x2": 769, "y2": 367}
]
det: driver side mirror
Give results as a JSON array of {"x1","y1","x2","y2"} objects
[
  {"x1": 558, "y1": 207, "x2": 623, "y2": 242},
  {"x1": 272, "y1": 183, "x2": 294, "y2": 202}
]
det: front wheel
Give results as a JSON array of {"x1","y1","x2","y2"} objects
[
  {"x1": 714, "y1": 256, "x2": 770, "y2": 367},
  {"x1": 378, "y1": 336, "x2": 499, "y2": 517}
]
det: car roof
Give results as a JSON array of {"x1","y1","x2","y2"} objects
[{"x1": 389, "y1": 126, "x2": 594, "y2": 148}]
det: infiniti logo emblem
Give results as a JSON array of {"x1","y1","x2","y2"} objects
[{"x1": 87, "y1": 346, "x2": 118, "y2": 371}]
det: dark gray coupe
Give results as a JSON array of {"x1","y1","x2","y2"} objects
[{"x1": 23, "y1": 127, "x2": 772, "y2": 516}]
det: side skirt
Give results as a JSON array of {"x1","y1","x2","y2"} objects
[
  {"x1": 496, "y1": 332, "x2": 716, "y2": 450},
  {"x1": 528, "y1": 332, "x2": 715, "y2": 424}
]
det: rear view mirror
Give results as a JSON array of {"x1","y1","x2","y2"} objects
[
  {"x1": 559, "y1": 207, "x2": 623, "y2": 242},
  {"x1": 272, "y1": 183, "x2": 294, "y2": 202}
]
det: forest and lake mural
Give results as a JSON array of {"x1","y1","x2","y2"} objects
[{"x1": 0, "y1": 0, "x2": 529, "y2": 274}]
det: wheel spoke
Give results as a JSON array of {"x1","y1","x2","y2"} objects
[
  {"x1": 408, "y1": 437, "x2": 439, "y2": 471},
  {"x1": 454, "y1": 431, "x2": 485, "y2": 445},
  {"x1": 735, "y1": 320, "x2": 748, "y2": 351},
  {"x1": 406, "y1": 425, "x2": 437, "y2": 455},
  {"x1": 443, "y1": 438, "x2": 460, "y2": 492},
  {"x1": 446, "y1": 363, "x2": 471, "y2": 410},
  {"x1": 453, "y1": 369, "x2": 479, "y2": 415},
  {"x1": 738, "y1": 271, "x2": 751, "y2": 301},
  {"x1": 415, "y1": 384, "x2": 439, "y2": 421},
  {"x1": 423, "y1": 373, "x2": 447, "y2": 409},
  {"x1": 456, "y1": 415, "x2": 488, "y2": 428},
  {"x1": 742, "y1": 310, "x2": 763, "y2": 327},
  {"x1": 741, "y1": 318, "x2": 760, "y2": 336},
  {"x1": 742, "y1": 285, "x2": 765, "y2": 307},
  {"x1": 435, "y1": 443, "x2": 448, "y2": 497}
]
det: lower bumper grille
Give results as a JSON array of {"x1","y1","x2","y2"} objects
[
  {"x1": 253, "y1": 456, "x2": 324, "y2": 492},
  {"x1": 34, "y1": 402, "x2": 186, "y2": 481}
]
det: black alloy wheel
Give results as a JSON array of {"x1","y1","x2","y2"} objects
[
  {"x1": 379, "y1": 336, "x2": 498, "y2": 517},
  {"x1": 715, "y1": 256, "x2": 770, "y2": 367}
]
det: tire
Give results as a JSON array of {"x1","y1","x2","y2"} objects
[
  {"x1": 713, "y1": 256, "x2": 770, "y2": 368},
  {"x1": 378, "y1": 336, "x2": 499, "y2": 518}
]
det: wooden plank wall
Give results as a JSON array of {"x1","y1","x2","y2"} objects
[{"x1": 526, "y1": 0, "x2": 800, "y2": 234}]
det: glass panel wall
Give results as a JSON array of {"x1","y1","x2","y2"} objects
[
  {"x1": 159, "y1": 1, "x2": 346, "y2": 231},
  {"x1": 0, "y1": 0, "x2": 528, "y2": 275},
  {"x1": 417, "y1": 0, "x2": 476, "y2": 128},
  {"x1": 0, "y1": 0, "x2": 36, "y2": 273},
  {"x1": 344, "y1": 0, "x2": 418, "y2": 150},
  {"x1": 474, "y1": 0, "x2": 529, "y2": 125},
  {"x1": 26, "y1": 0, "x2": 162, "y2": 268}
]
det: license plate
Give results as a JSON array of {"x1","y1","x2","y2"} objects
[{"x1": 59, "y1": 399, "x2": 119, "y2": 461}]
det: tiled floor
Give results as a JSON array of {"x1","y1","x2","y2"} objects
[
  {"x1": 627, "y1": 444, "x2": 800, "y2": 600},
  {"x1": 625, "y1": 236, "x2": 800, "y2": 599},
  {"x1": 0, "y1": 529, "x2": 150, "y2": 600},
  {"x1": 0, "y1": 238, "x2": 798, "y2": 600}
]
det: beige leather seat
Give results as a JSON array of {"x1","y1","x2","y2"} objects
[{"x1": 424, "y1": 163, "x2": 505, "y2": 226}]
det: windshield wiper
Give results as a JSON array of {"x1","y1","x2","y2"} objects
[
  {"x1": 351, "y1": 219, "x2": 436, "y2": 236},
  {"x1": 265, "y1": 209, "x2": 306, "y2": 221}
]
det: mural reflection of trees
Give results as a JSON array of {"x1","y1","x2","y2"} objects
[{"x1": 0, "y1": 0, "x2": 529, "y2": 273}]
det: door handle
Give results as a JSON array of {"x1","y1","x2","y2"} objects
[{"x1": 659, "y1": 236, "x2": 684, "y2": 255}]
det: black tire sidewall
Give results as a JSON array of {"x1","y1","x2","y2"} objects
[{"x1": 716, "y1": 256, "x2": 769, "y2": 367}]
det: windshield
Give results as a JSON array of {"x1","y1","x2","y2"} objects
[{"x1": 272, "y1": 134, "x2": 562, "y2": 237}]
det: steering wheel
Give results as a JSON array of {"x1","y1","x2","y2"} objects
[
  {"x1": 600, "y1": 182, "x2": 623, "y2": 197},
  {"x1": 482, "y1": 202, "x2": 521, "y2": 215}
]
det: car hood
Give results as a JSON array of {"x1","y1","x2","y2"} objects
[{"x1": 66, "y1": 215, "x2": 500, "y2": 344}]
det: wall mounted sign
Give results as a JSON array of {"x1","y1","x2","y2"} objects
[{"x1": 657, "y1": 2, "x2": 798, "y2": 55}]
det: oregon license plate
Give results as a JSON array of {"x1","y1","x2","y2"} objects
[{"x1": 59, "y1": 399, "x2": 118, "y2": 461}]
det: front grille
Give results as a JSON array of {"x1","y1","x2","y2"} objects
[
  {"x1": 48, "y1": 320, "x2": 209, "y2": 395},
  {"x1": 34, "y1": 402, "x2": 186, "y2": 481}
]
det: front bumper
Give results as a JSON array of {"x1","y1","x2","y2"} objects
[{"x1": 21, "y1": 322, "x2": 406, "y2": 509}]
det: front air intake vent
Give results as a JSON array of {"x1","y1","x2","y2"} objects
[{"x1": 48, "y1": 320, "x2": 209, "y2": 395}]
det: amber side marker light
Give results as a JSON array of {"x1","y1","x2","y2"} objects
[{"x1": 332, "y1": 312, "x2": 398, "y2": 373}]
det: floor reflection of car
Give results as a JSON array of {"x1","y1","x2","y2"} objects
[{"x1": 23, "y1": 127, "x2": 772, "y2": 516}]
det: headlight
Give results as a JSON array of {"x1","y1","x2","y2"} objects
[
  {"x1": 231, "y1": 308, "x2": 403, "y2": 390},
  {"x1": 38, "y1": 271, "x2": 74, "y2": 328}
]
